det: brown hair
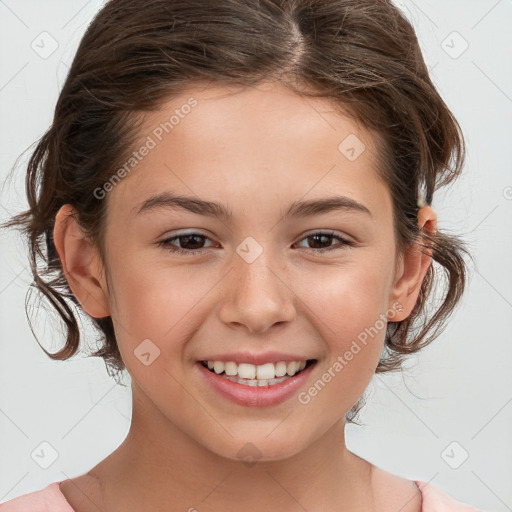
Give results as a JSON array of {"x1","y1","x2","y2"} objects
[{"x1": 1, "y1": 0, "x2": 471, "y2": 423}]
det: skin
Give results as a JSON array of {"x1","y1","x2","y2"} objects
[{"x1": 53, "y1": 81, "x2": 436, "y2": 512}]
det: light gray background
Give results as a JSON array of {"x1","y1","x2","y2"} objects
[{"x1": 0, "y1": 1, "x2": 511, "y2": 510}]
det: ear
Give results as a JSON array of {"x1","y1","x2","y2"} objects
[
  {"x1": 53, "y1": 204, "x2": 111, "y2": 318},
  {"x1": 387, "y1": 206, "x2": 437, "y2": 320}
]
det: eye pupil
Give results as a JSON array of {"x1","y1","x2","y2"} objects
[
  {"x1": 308, "y1": 234, "x2": 332, "y2": 249},
  {"x1": 179, "y1": 234, "x2": 205, "y2": 250}
]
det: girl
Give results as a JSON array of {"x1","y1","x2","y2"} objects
[{"x1": 0, "y1": 0, "x2": 483, "y2": 510}]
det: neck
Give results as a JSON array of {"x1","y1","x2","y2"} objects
[{"x1": 89, "y1": 386, "x2": 374, "y2": 512}]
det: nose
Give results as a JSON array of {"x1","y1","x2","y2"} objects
[{"x1": 218, "y1": 250, "x2": 297, "y2": 335}]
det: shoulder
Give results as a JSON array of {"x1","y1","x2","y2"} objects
[
  {"x1": 371, "y1": 466, "x2": 483, "y2": 512},
  {"x1": 415, "y1": 480, "x2": 484, "y2": 512},
  {"x1": 0, "y1": 481, "x2": 75, "y2": 512},
  {"x1": 371, "y1": 465, "x2": 423, "y2": 512}
]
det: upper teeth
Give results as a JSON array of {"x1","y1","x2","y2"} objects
[{"x1": 205, "y1": 360, "x2": 307, "y2": 379}]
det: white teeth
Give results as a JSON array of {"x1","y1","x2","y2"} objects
[
  {"x1": 275, "y1": 361, "x2": 287, "y2": 377},
  {"x1": 256, "y1": 363, "x2": 275, "y2": 380},
  {"x1": 213, "y1": 361, "x2": 224, "y2": 374},
  {"x1": 286, "y1": 361, "x2": 299, "y2": 376},
  {"x1": 224, "y1": 361, "x2": 238, "y2": 376},
  {"x1": 222, "y1": 375, "x2": 290, "y2": 386},
  {"x1": 238, "y1": 363, "x2": 256, "y2": 379},
  {"x1": 203, "y1": 359, "x2": 310, "y2": 380}
]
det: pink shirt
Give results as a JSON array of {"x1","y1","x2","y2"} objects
[{"x1": 0, "y1": 480, "x2": 483, "y2": 511}]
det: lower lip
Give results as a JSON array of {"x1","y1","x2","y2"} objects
[{"x1": 196, "y1": 361, "x2": 316, "y2": 407}]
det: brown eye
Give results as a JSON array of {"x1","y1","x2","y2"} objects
[
  {"x1": 157, "y1": 232, "x2": 215, "y2": 255},
  {"x1": 295, "y1": 231, "x2": 355, "y2": 252}
]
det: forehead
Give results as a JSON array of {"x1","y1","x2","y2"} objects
[
  {"x1": 108, "y1": 81, "x2": 390, "y2": 222},
  {"x1": 140, "y1": 81, "x2": 376, "y2": 155}
]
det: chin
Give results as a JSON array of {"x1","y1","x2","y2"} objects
[{"x1": 202, "y1": 430, "x2": 312, "y2": 465}]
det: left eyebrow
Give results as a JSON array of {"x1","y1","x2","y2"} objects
[
  {"x1": 132, "y1": 191, "x2": 373, "y2": 221},
  {"x1": 282, "y1": 195, "x2": 373, "y2": 220}
]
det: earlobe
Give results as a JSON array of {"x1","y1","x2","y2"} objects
[
  {"x1": 387, "y1": 206, "x2": 437, "y2": 320},
  {"x1": 53, "y1": 204, "x2": 111, "y2": 319}
]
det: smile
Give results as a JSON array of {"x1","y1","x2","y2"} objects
[
  {"x1": 200, "y1": 360, "x2": 314, "y2": 386},
  {"x1": 197, "y1": 358, "x2": 317, "y2": 407}
]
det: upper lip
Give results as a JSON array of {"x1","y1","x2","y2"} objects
[{"x1": 198, "y1": 351, "x2": 316, "y2": 366}]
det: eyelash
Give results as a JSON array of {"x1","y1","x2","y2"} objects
[{"x1": 157, "y1": 231, "x2": 355, "y2": 256}]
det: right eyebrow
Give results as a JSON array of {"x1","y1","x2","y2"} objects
[{"x1": 132, "y1": 191, "x2": 233, "y2": 221}]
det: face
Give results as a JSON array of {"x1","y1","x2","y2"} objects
[{"x1": 59, "y1": 81, "x2": 416, "y2": 462}]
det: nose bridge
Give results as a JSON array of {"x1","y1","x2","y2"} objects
[{"x1": 218, "y1": 238, "x2": 296, "y2": 332}]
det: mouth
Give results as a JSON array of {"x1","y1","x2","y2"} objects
[
  {"x1": 197, "y1": 357, "x2": 318, "y2": 407},
  {"x1": 199, "y1": 359, "x2": 317, "y2": 387}
]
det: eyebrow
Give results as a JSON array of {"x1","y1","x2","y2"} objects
[{"x1": 132, "y1": 191, "x2": 372, "y2": 221}]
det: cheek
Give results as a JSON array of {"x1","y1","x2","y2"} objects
[
  {"x1": 106, "y1": 263, "x2": 202, "y2": 410},
  {"x1": 293, "y1": 255, "x2": 391, "y2": 404},
  {"x1": 108, "y1": 259, "x2": 210, "y2": 338},
  {"x1": 293, "y1": 264, "x2": 389, "y2": 425},
  {"x1": 299, "y1": 255, "x2": 391, "y2": 348}
]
